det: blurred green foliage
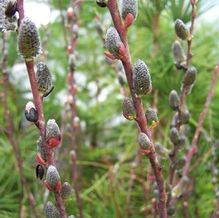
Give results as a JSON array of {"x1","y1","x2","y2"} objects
[{"x1": 1, "y1": 0, "x2": 219, "y2": 217}]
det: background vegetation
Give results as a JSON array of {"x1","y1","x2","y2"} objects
[{"x1": 1, "y1": 0, "x2": 219, "y2": 217}]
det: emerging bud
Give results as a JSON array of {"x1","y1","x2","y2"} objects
[
  {"x1": 96, "y1": 0, "x2": 108, "y2": 7},
  {"x1": 169, "y1": 90, "x2": 180, "y2": 111},
  {"x1": 169, "y1": 127, "x2": 180, "y2": 145},
  {"x1": 122, "y1": 97, "x2": 136, "y2": 120},
  {"x1": 45, "y1": 201, "x2": 60, "y2": 218},
  {"x1": 174, "y1": 19, "x2": 191, "y2": 41},
  {"x1": 5, "y1": 0, "x2": 17, "y2": 17},
  {"x1": 46, "y1": 119, "x2": 61, "y2": 148},
  {"x1": 122, "y1": 0, "x2": 138, "y2": 24},
  {"x1": 67, "y1": 7, "x2": 74, "y2": 21},
  {"x1": 36, "y1": 164, "x2": 44, "y2": 180},
  {"x1": 133, "y1": 59, "x2": 152, "y2": 95},
  {"x1": 36, "y1": 62, "x2": 54, "y2": 98},
  {"x1": 18, "y1": 17, "x2": 41, "y2": 60},
  {"x1": 25, "y1": 101, "x2": 38, "y2": 122},
  {"x1": 145, "y1": 107, "x2": 158, "y2": 126},
  {"x1": 61, "y1": 182, "x2": 72, "y2": 199},
  {"x1": 172, "y1": 40, "x2": 186, "y2": 66},
  {"x1": 46, "y1": 165, "x2": 61, "y2": 191},
  {"x1": 105, "y1": 27, "x2": 122, "y2": 58},
  {"x1": 183, "y1": 66, "x2": 197, "y2": 86},
  {"x1": 138, "y1": 132, "x2": 151, "y2": 150}
]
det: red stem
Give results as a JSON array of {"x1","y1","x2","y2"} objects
[
  {"x1": 183, "y1": 64, "x2": 219, "y2": 177},
  {"x1": 67, "y1": 1, "x2": 83, "y2": 217},
  {"x1": 106, "y1": 1, "x2": 167, "y2": 217}
]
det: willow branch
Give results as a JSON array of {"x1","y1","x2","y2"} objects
[
  {"x1": 17, "y1": 1, "x2": 66, "y2": 217},
  {"x1": 106, "y1": 1, "x2": 167, "y2": 217}
]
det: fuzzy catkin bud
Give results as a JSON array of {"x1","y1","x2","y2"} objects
[
  {"x1": 105, "y1": 27, "x2": 122, "y2": 58},
  {"x1": 172, "y1": 40, "x2": 186, "y2": 66},
  {"x1": 138, "y1": 132, "x2": 151, "y2": 150},
  {"x1": 45, "y1": 201, "x2": 60, "y2": 218},
  {"x1": 180, "y1": 109, "x2": 190, "y2": 124},
  {"x1": 169, "y1": 90, "x2": 180, "y2": 111},
  {"x1": 133, "y1": 59, "x2": 152, "y2": 95},
  {"x1": 46, "y1": 119, "x2": 61, "y2": 148},
  {"x1": 183, "y1": 66, "x2": 197, "y2": 86},
  {"x1": 122, "y1": 97, "x2": 136, "y2": 120},
  {"x1": 46, "y1": 166, "x2": 60, "y2": 189},
  {"x1": 61, "y1": 182, "x2": 72, "y2": 199},
  {"x1": 25, "y1": 101, "x2": 38, "y2": 122},
  {"x1": 145, "y1": 108, "x2": 158, "y2": 124},
  {"x1": 36, "y1": 62, "x2": 53, "y2": 97},
  {"x1": 174, "y1": 19, "x2": 190, "y2": 41},
  {"x1": 169, "y1": 127, "x2": 180, "y2": 145},
  {"x1": 18, "y1": 17, "x2": 41, "y2": 60},
  {"x1": 121, "y1": 0, "x2": 138, "y2": 20}
]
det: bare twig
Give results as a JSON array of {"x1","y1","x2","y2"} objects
[
  {"x1": 66, "y1": 1, "x2": 84, "y2": 217},
  {"x1": 183, "y1": 63, "x2": 219, "y2": 177}
]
